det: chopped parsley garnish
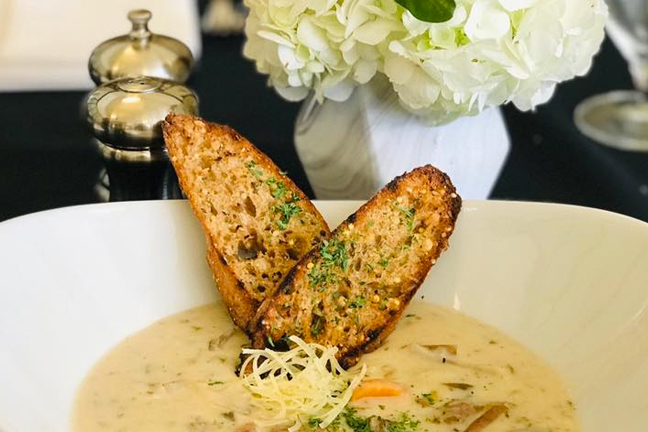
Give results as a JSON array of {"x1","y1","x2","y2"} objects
[
  {"x1": 267, "y1": 335, "x2": 275, "y2": 347},
  {"x1": 207, "y1": 380, "x2": 224, "y2": 386},
  {"x1": 378, "y1": 257, "x2": 390, "y2": 268},
  {"x1": 321, "y1": 239, "x2": 349, "y2": 270},
  {"x1": 307, "y1": 264, "x2": 331, "y2": 288},
  {"x1": 274, "y1": 201, "x2": 302, "y2": 230},
  {"x1": 415, "y1": 391, "x2": 438, "y2": 407},
  {"x1": 385, "y1": 413, "x2": 420, "y2": 432},
  {"x1": 349, "y1": 296, "x2": 367, "y2": 309},
  {"x1": 308, "y1": 417, "x2": 322, "y2": 429},
  {"x1": 307, "y1": 240, "x2": 349, "y2": 289},
  {"x1": 342, "y1": 409, "x2": 420, "y2": 432},
  {"x1": 394, "y1": 204, "x2": 416, "y2": 232},
  {"x1": 421, "y1": 393, "x2": 435, "y2": 403},
  {"x1": 342, "y1": 408, "x2": 371, "y2": 432},
  {"x1": 245, "y1": 160, "x2": 264, "y2": 178},
  {"x1": 311, "y1": 315, "x2": 325, "y2": 336},
  {"x1": 266, "y1": 177, "x2": 288, "y2": 199}
]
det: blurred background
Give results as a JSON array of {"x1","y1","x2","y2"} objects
[{"x1": 0, "y1": 0, "x2": 647, "y2": 222}]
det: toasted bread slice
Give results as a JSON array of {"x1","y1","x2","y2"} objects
[
  {"x1": 253, "y1": 165, "x2": 461, "y2": 367},
  {"x1": 163, "y1": 114, "x2": 330, "y2": 332}
]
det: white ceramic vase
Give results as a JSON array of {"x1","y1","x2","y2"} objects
[{"x1": 294, "y1": 76, "x2": 510, "y2": 200}]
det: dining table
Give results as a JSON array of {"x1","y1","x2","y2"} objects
[{"x1": 1, "y1": 27, "x2": 647, "y2": 224}]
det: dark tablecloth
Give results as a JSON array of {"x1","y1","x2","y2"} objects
[{"x1": 1, "y1": 34, "x2": 647, "y2": 223}]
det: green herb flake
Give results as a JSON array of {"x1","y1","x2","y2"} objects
[
  {"x1": 311, "y1": 316, "x2": 325, "y2": 336},
  {"x1": 378, "y1": 257, "x2": 390, "y2": 268},
  {"x1": 274, "y1": 201, "x2": 302, "y2": 230},
  {"x1": 207, "y1": 380, "x2": 224, "y2": 386},
  {"x1": 266, "y1": 177, "x2": 288, "y2": 199},
  {"x1": 307, "y1": 239, "x2": 349, "y2": 289},
  {"x1": 307, "y1": 263, "x2": 332, "y2": 287},
  {"x1": 394, "y1": 204, "x2": 416, "y2": 232},
  {"x1": 342, "y1": 408, "x2": 372, "y2": 432},
  {"x1": 308, "y1": 417, "x2": 322, "y2": 429},
  {"x1": 422, "y1": 393, "x2": 435, "y2": 404},
  {"x1": 386, "y1": 413, "x2": 420, "y2": 432},
  {"x1": 245, "y1": 160, "x2": 264, "y2": 178},
  {"x1": 349, "y1": 296, "x2": 367, "y2": 309},
  {"x1": 267, "y1": 336, "x2": 275, "y2": 348},
  {"x1": 342, "y1": 409, "x2": 420, "y2": 432},
  {"x1": 321, "y1": 239, "x2": 349, "y2": 271}
]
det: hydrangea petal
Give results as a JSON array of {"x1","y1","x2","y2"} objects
[
  {"x1": 354, "y1": 19, "x2": 401, "y2": 45},
  {"x1": 465, "y1": 0, "x2": 511, "y2": 41},
  {"x1": 297, "y1": 17, "x2": 330, "y2": 50}
]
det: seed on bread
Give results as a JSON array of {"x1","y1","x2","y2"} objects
[
  {"x1": 253, "y1": 165, "x2": 461, "y2": 367},
  {"x1": 163, "y1": 114, "x2": 330, "y2": 332}
]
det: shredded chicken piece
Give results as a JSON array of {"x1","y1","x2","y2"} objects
[
  {"x1": 208, "y1": 330, "x2": 237, "y2": 351},
  {"x1": 423, "y1": 344, "x2": 458, "y2": 355},
  {"x1": 463, "y1": 404, "x2": 509, "y2": 432},
  {"x1": 443, "y1": 383, "x2": 474, "y2": 390},
  {"x1": 409, "y1": 344, "x2": 506, "y2": 376},
  {"x1": 441, "y1": 401, "x2": 483, "y2": 424}
]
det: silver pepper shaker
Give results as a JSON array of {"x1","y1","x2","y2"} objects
[
  {"x1": 88, "y1": 9, "x2": 194, "y2": 84},
  {"x1": 84, "y1": 76, "x2": 198, "y2": 200},
  {"x1": 84, "y1": 76, "x2": 198, "y2": 159}
]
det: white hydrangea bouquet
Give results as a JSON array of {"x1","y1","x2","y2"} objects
[
  {"x1": 243, "y1": 0, "x2": 607, "y2": 123},
  {"x1": 242, "y1": 0, "x2": 607, "y2": 201}
]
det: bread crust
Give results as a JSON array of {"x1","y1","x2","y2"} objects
[
  {"x1": 253, "y1": 165, "x2": 462, "y2": 367},
  {"x1": 163, "y1": 114, "x2": 330, "y2": 332}
]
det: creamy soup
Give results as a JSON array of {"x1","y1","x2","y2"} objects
[{"x1": 73, "y1": 301, "x2": 578, "y2": 432}]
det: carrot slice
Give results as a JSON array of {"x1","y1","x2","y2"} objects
[{"x1": 351, "y1": 379, "x2": 404, "y2": 401}]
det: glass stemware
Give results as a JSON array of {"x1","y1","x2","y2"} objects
[{"x1": 575, "y1": 0, "x2": 648, "y2": 151}]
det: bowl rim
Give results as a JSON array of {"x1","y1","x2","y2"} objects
[{"x1": 1, "y1": 199, "x2": 647, "y2": 232}]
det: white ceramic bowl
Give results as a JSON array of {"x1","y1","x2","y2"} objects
[{"x1": 0, "y1": 200, "x2": 647, "y2": 432}]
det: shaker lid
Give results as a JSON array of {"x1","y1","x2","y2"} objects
[
  {"x1": 88, "y1": 9, "x2": 194, "y2": 84},
  {"x1": 85, "y1": 76, "x2": 199, "y2": 150}
]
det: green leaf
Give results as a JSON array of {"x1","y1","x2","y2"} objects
[{"x1": 395, "y1": 0, "x2": 456, "y2": 23}]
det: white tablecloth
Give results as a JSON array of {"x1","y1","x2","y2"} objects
[{"x1": 0, "y1": 0, "x2": 201, "y2": 92}]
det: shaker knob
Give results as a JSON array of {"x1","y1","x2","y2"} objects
[
  {"x1": 88, "y1": 9, "x2": 194, "y2": 84},
  {"x1": 128, "y1": 9, "x2": 153, "y2": 43}
]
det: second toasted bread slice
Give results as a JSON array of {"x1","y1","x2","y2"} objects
[
  {"x1": 253, "y1": 165, "x2": 461, "y2": 367},
  {"x1": 163, "y1": 114, "x2": 330, "y2": 332}
]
